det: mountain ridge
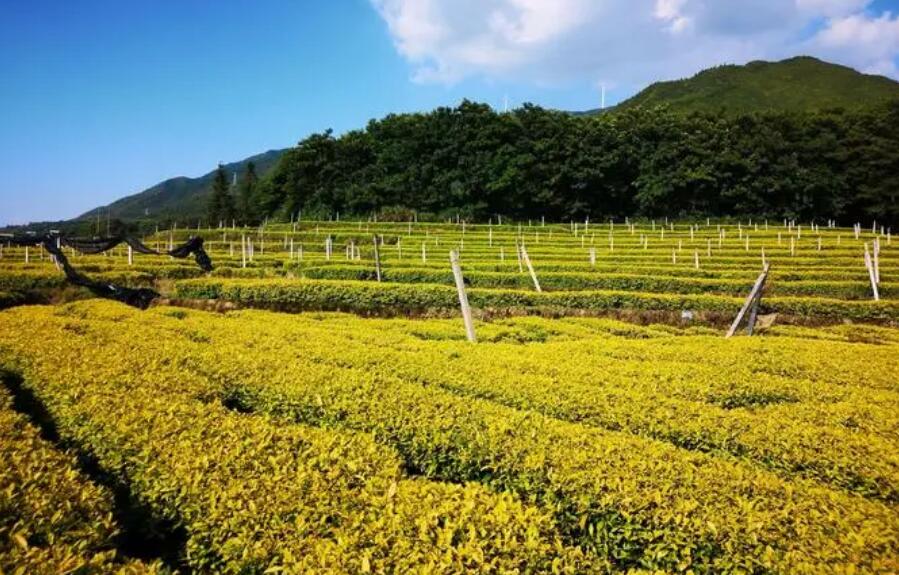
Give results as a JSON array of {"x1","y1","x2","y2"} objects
[
  {"x1": 76, "y1": 56, "x2": 899, "y2": 225},
  {"x1": 77, "y1": 149, "x2": 287, "y2": 223},
  {"x1": 579, "y1": 56, "x2": 899, "y2": 115}
]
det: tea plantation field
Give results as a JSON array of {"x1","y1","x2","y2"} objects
[{"x1": 1, "y1": 220, "x2": 897, "y2": 573}]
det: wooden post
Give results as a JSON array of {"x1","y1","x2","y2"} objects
[
  {"x1": 450, "y1": 250, "x2": 476, "y2": 343},
  {"x1": 694, "y1": 250, "x2": 699, "y2": 270},
  {"x1": 516, "y1": 242, "x2": 523, "y2": 273},
  {"x1": 373, "y1": 236, "x2": 382, "y2": 282},
  {"x1": 241, "y1": 235, "x2": 247, "y2": 268},
  {"x1": 726, "y1": 263, "x2": 770, "y2": 338},
  {"x1": 864, "y1": 243, "x2": 880, "y2": 301},
  {"x1": 421, "y1": 242, "x2": 427, "y2": 263},
  {"x1": 519, "y1": 243, "x2": 541, "y2": 292},
  {"x1": 589, "y1": 247, "x2": 596, "y2": 266},
  {"x1": 127, "y1": 245, "x2": 133, "y2": 266},
  {"x1": 25, "y1": 245, "x2": 29, "y2": 263}
]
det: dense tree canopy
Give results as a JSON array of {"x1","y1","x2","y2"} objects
[{"x1": 255, "y1": 100, "x2": 899, "y2": 225}]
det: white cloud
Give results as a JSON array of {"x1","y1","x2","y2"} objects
[
  {"x1": 654, "y1": 0, "x2": 692, "y2": 34},
  {"x1": 808, "y1": 11, "x2": 899, "y2": 78},
  {"x1": 370, "y1": 0, "x2": 899, "y2": 89}
]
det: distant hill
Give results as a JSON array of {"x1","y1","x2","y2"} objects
[
  {"x1": 78, "y1": 149, "x2": 286, "y2": 223},
  {"x1": 72, "y1": 57, "x2": 899, "y2": 225},
  {"x1": 581, "y1": 56, "x2": 899, "y2": 115}
]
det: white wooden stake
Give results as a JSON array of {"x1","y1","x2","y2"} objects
[
  {"x1": 864, "y1": 243, "x2": 880, "y2": 301},
  {"x1": 726, "y1": 264, "x2": 770, "y2": 338},
  {"x1": 520, "y1": 243, "x2": 541, "y2": 292},
  {"x1": 373, "y1": 236, "x2": 382, "y2": 282},
  {"x1": 450, "y1": 250, "x2": 476, "y2": 342}
]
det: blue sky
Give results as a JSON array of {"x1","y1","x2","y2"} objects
[{"x1": 2, "y1": 0, "x2": 898, "y2": 224}]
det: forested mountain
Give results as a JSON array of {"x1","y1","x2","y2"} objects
[
  {"x1": 609, "y1": 56, "x2": 899, "y2": 114},
  {"x1": 79, "y1": 149, "x2": 285, "y2": 223},
  {"x1": 74, "y1": 57, "x2": 899, "y2": 230},
  {"x1": 253, "y1": 100, "x2": 898, "y2": 225}
]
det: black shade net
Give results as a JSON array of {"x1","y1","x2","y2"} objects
[{"x1": 3, "y1": 234, "x2": 213, "y2": 309}]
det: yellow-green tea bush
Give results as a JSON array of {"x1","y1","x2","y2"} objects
[
  {"x1": 3, "y1": 301, "x2": 896, "y2": 574},
  {"x1": 0, "y1": 304, "x2": 600, "y2": 574},
  {"x1": 174, "y1": 277, "x2": 899, "y2": 320},
  {"x1": 0, "y1": 384, "x2": 163, "y2": 574}
]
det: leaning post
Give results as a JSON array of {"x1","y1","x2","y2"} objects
[{"x1": 450, "y1": 250, "x2": 476, "y2": 342}]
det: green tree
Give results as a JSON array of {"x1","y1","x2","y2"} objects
[
  {"x1": 207, "y1": 164, "x2": 235, "y2": 226},
  {"x1": 238, "y1": 162, "x2": 259, "y2": 225}
]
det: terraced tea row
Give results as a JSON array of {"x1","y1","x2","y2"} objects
[
  {"x1": 2, "y1": 220, "x2": 892, "y2": 320},
  {"x1": 0, "y1": 305, "x2": 600, "y2": 573},
  {"x1": 2, "y1": 301, "x2": 896, "y2": 573}
]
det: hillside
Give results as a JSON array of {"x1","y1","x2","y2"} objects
[
  {"x1": 72, "y1": 57, "x2": 899, "y2": 226},
  {"x1": 608, "y1": 56, "x2": 899, "y2": 114},
  {"x1": 79, "y1": 149, "x2": 285, "y2": 223}
]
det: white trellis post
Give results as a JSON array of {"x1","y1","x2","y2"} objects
[
  {"x1": 450, "y1": 250, "x2": 476, "y2": 342},
  {"x1": 519, "y1": 243, "x2": 541, "y2": 292},
  {"x1": 373, "y1": 236, "x2": 382, "y2": 282},
  {"x1": 864, "y1": 243, "x2": 880, "y2": 301}
]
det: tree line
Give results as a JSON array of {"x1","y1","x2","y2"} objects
[{"x1": 211, "y1": 100, "x2": 899, "y2": 226}]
